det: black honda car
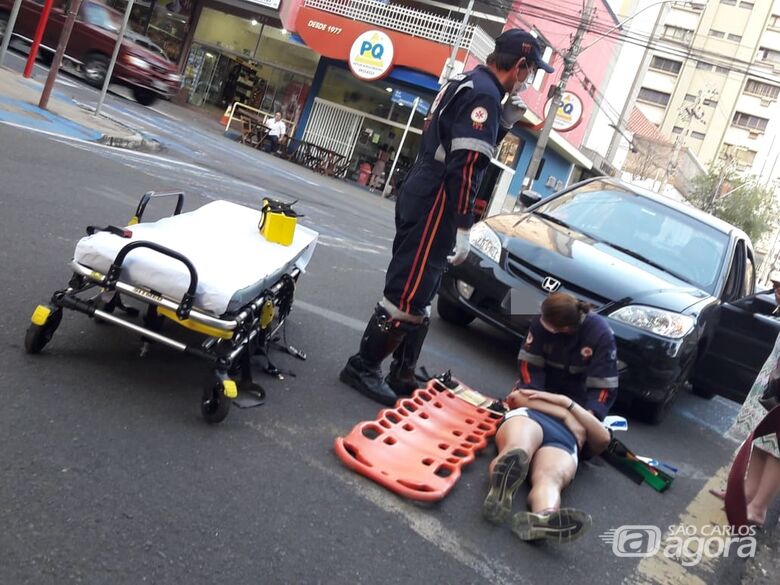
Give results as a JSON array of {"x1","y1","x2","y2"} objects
[{"x1": 438, "y1": 177, "x2": 779, "y2": 423}]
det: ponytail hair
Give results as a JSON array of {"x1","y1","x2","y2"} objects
[{"x1": 541, "y1": 292, "x2": 590, "y2": 330}]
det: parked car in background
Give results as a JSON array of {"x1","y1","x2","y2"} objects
[
  {"x1": 438, "y1": 177, "x2": 767, "y2": 423},
  {"x1": 0, "y1": 0, "x2": 181, "y2": 105}
]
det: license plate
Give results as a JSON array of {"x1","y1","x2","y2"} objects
[{"x1": 509, "y1": 286, "x2": 545, "y2": 317}]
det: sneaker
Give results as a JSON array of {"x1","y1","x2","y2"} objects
[
  {"x1": 511, "y1": 508, "x2": 592, "y2": 544},
  {"x1": 482, "y1": 449, "x2": 530, "y2": 525}
]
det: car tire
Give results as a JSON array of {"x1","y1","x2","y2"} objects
[
  {"x1": 133, "y1": 87, "x2": 158, "y2": 106},
  {"x1": 83, "y1": 53, "x2": 109, "y2": 88},
  {"x1": 437, "y1": 294, "x2": 475, "y2": 327},
  {"x1": 691, "y1": 384, "x2": 716, "y2": 399},
  {"x1": 633, "y1": 380, "x2": 683, "y2": 425},
  {"x1": 0, "y1": 12, "x2": 10, "y2": 42}
]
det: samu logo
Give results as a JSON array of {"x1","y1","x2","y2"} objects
[{"x1": 350, "y1": 30, "x2": 395, "y2": 80}]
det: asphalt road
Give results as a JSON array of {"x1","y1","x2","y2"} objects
[{"x1": 0, "y1": 51, "x2": 763, "y2": 585}]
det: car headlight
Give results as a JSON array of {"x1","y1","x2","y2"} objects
[
  {"x1": 469, "y1": 222, "x2": 501, "y2": 263},
  {"x1": 125, "y1": 55, "x2": 151, "y2": 69},
  {"x1": 609, "y1": 305, "x2": 694, "y2": 339}
]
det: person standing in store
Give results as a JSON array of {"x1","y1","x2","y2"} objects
[
  {"x1": 340, "y1": 29, "x2": 555, "y2": 405},
  {"x1": 263, "y1": 111, "x2": 287, "y2": 153},
  {"x1": 369, "y1": 144, "x2": 390, "y2": 192}
]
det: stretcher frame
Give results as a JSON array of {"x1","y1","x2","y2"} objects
[{"x1": 25, "y1": 191, "x2": 305, "y2": 424}]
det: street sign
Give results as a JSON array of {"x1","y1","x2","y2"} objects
[
  {"x1": 543, "y1": 91, "x2": 584, "y2": 133},
  {"x1": 391, "y1": 90, "x2": 430, "y2": 115}
]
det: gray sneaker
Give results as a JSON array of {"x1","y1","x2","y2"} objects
[
  {"x1": 482, "y1": 449, "x2": 530, "y2": 525},
  {"x1": 511, "y1": 508, "x2": 592, "y2": 544}
]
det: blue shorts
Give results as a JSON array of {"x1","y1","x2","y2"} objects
[{"x1": 502, "y1": 408, "x2": 579, "y2": 466}]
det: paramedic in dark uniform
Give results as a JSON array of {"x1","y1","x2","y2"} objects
[
  {"x1": 340, "y1": 29, "x2": 555, "y2": 405},
  {"x1": 480, "y1": 292, "x2": 618, "y2": 543},
  {"x1": 516, "y1": 291, "x2": 620, "y2": 420}
]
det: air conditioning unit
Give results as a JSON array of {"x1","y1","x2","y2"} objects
[
  {"x1": 749, "y1": 131, "x2": 761, "y2": 139},
  {"x1": 546, "y1": 175, "x2": 557, "y2": 188}
]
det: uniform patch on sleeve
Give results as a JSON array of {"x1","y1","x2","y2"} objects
[
  {"x1": 471, "y1": 105, "x2": 489, "y2": 130},
  {"x1": 471, "y1": 106, "x2": 489, "y2": 124}
]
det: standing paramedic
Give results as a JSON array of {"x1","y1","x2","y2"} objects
[{"x1": 340, "y1": 29, "x2": 555, "y2": 405}]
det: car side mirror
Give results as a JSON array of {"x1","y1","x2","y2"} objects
[{"x1": 519, "y1": 190, "x2": 542, "y2": 208}]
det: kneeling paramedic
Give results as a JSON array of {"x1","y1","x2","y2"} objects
[{"x1": 340, "y1": 29, "x2": 555, "y2": 405}]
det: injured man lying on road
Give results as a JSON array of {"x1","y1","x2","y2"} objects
[{"x1": 482, "y1": 292, "x2": 618, "y2": 543}]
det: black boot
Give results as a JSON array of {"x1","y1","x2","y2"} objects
[
  {"x1": 386, "y1": 318, "x2": 429, "y2": 396},
  {"x1": 340, "y1": 306, "x2": 407, "y2": 406}
]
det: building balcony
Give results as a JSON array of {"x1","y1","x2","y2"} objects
[{"x1": 302, "y1": 0, "x2": 495, "y2": 62}]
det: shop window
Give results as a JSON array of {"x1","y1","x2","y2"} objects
[
  {"x1": 637, "y1": 87, "x2": 671, "y2": 106},
  {"x1": 663, "y1": 25, "x2": 693, "y2": 43},
  {"x1": 759, "y1": 47, "x2": 780, "y2": 65},
  {"x1": 732, "y1": 111, "x2": 768, "y2": 132},
  {"x1": 497, "y1": 134, "x2": 523, "y2": 167},
  {"x1": 106, "y1": 0, "x2": 191, "y2": 62},
  {"x1": 194, "y1": 8, "x2": 262, "y2": 58},
  {"x1": 255, "y1": 26, "x2": 319, "y2": 77},
  {"x1": 744, "y1": 78, "x2": 780, "y2": 100},
  {"x1": 650, "y1": 56, "x2": 682, "y2": 75},
  {"x1": 318, "y1": 67, "x2": 431, "y2": 130}
]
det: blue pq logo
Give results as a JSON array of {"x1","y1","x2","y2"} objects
[{"x1": 360, "y1": 40, "x2": 385, "y2": 60}]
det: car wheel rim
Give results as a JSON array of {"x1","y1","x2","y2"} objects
[{"x1": 85, "y1": 62, "x2": 106, "y2": 82}]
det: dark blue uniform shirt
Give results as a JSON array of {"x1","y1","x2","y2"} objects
[
  {"x1": 407, "y1": 64, "x2": 507, "y2": 230},
  {"x1": 517, "y1": 313, "x2": 619, "y2": 420}
]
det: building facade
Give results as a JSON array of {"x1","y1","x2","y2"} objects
[{"x1": 631, "y1": 0, "x2": 780, "y2": 182}]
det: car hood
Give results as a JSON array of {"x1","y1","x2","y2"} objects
[{"x1": 486, "y1": 213, "x2": 712, "y2": 313}]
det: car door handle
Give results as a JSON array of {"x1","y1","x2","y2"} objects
[{"x1": 754, "y1": 313, "x2": 780, "y2": 327}]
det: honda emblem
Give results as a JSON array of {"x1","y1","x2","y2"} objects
[{"x1": 541, "y1": 276, "x2": 561, "y2": 293}]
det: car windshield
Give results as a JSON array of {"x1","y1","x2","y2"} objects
[
  {"x1": 80, "y1": 2, "x2": 121, "y2": 33},
  {"x1": 532, "y1": 181, "x2": 730, "y2": 293}
]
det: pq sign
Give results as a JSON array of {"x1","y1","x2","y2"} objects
[
  {"x1": 543, "y1": 91, "x2": 584, "y2": 133},
  {"x1": 349, "y1": 30, "x2": 395, "y2": 81}
]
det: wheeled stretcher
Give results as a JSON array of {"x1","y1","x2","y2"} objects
[{"x1": 24, "y1": 191, "x2": 318, "y2": 423}]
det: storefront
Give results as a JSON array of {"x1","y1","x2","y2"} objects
[
  {"x1": 107, "y1": 0, "x2": 193, "y2": 63},
  {"x1": 181, "y1": 1, "x2": 320, "y2": 128},
  {"x1": 294, "y1": 58, "x2": 437, "y2": 184}
]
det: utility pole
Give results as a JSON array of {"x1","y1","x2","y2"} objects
[
  {"x1": 522, "y1": 0, "x2": 595, "y2": 193},
  {"x1": 0, "y1": 0, "x2": 23, "y2": 67},
  {"x1": 95, "y1": 0, "x2": 134, "y2": 117},
  {"x1": 658, "y1": 89, "x2": 710, "y2": 194},
  {"x1": 39, "y1": 0, "x2": 83, "y2": 110},
  {"x1": 441, "y1": 0, "x2": 474, "y2": 82},
  {"x1": 605, "y1": 1, "x2": 672, "y2": 164}
]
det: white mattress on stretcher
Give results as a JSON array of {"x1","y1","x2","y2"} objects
[{"x1": 74, "y1": 200, "x2": 318, "y2": 317}]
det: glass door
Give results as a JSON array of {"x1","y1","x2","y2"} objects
[{"x1": 187, "y1": 45, "x2": 219, "y2": 107}]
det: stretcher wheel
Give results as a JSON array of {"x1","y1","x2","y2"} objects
[
  {"x1": 201, "y1": 383, "x2": 232, "y2": 424},
  {"x1": 24, "y1": 306, "x2": 62, "y2": 354}
]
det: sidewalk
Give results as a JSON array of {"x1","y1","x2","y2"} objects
[
  {"x1": 0, "y1": 66, "x2": 155, "y2": 149},
  {"x1": 741, "y1": 510, "x2": 779, "y2": 585}
]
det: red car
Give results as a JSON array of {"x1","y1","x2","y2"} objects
[{"x1": 0, "y1": 0, "x2": 181, "y2": 105}]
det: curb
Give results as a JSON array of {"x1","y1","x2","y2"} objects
[
  {"x1": 98, "y1": 132, "x2": 162, "y2": 152},
  {"x1": 73, "y1": 100, "x2": 162, "y2": 152}
]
